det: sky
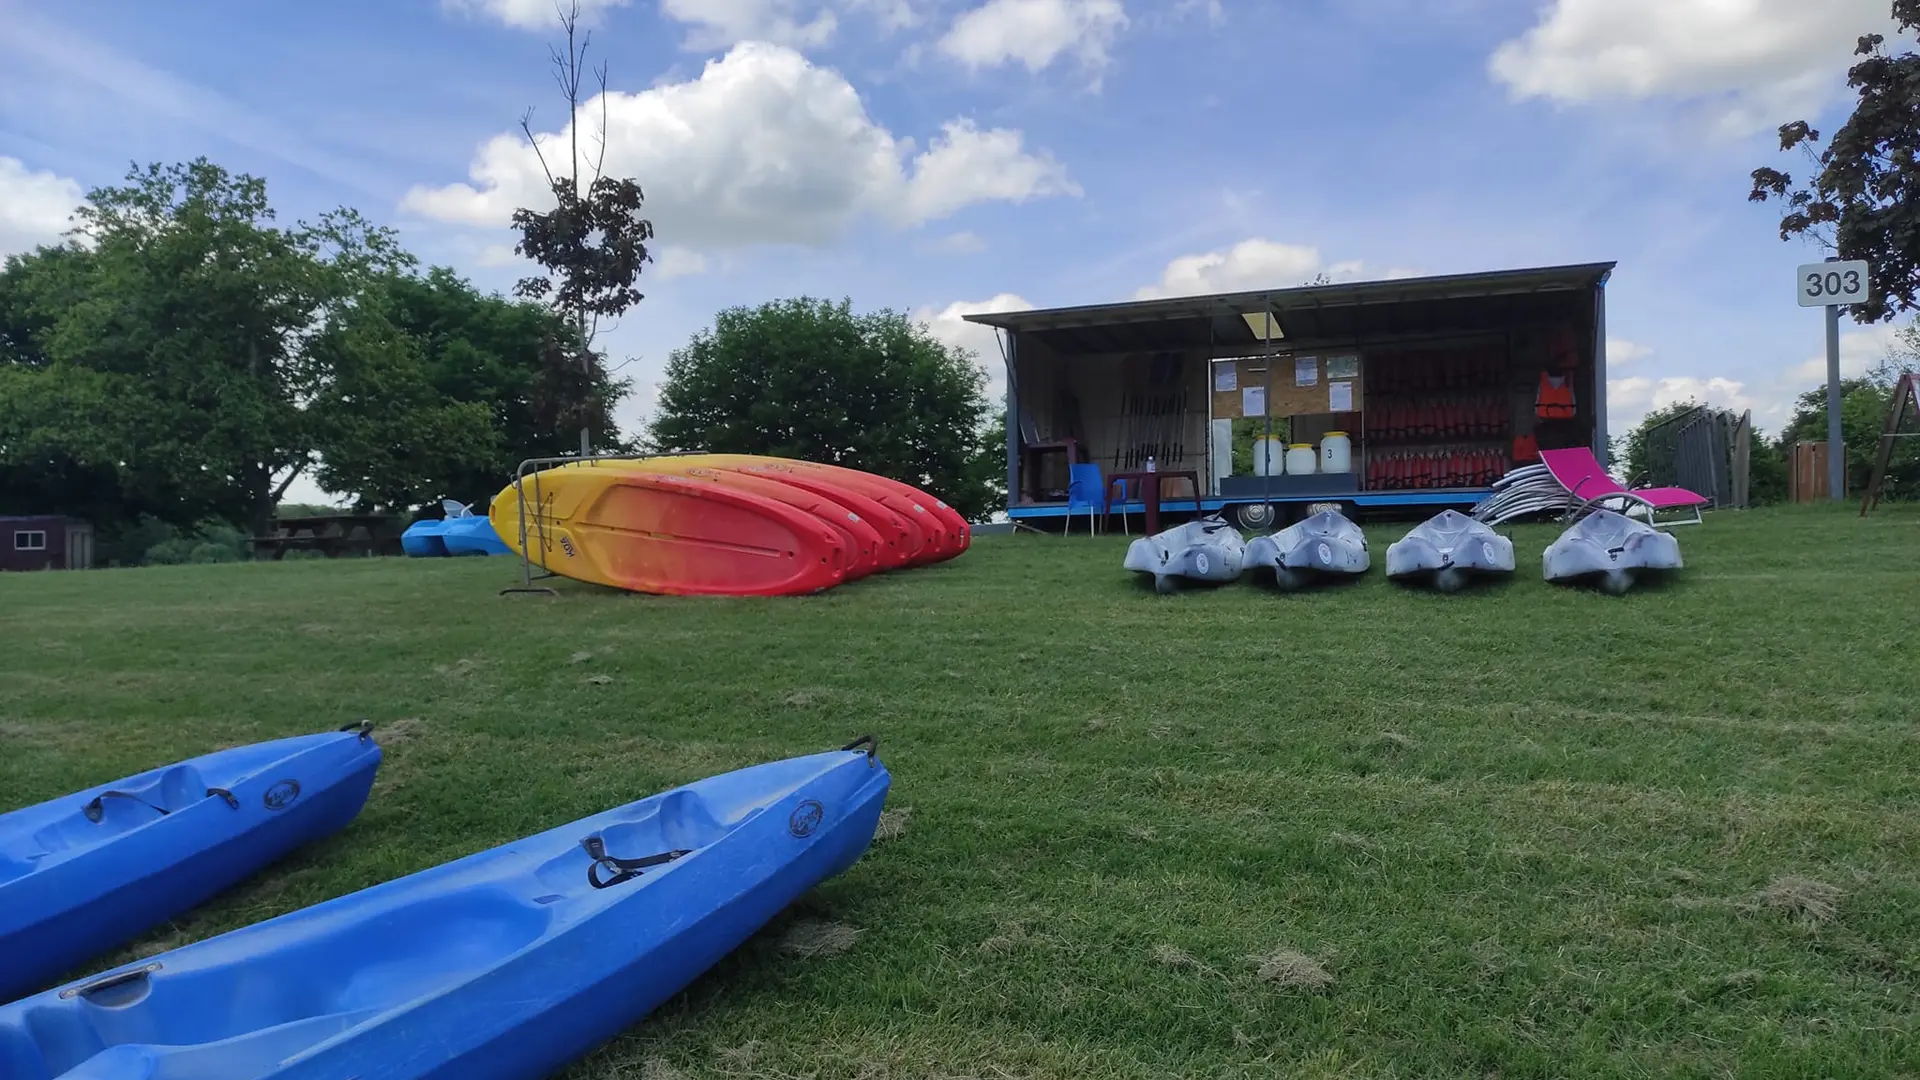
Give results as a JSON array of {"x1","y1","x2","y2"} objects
[{"x1": 0, "y1": 0, "x2": 1912, "y2": 506}]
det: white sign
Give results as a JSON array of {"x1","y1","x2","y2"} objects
[
  {"x1": 1214, "y1": 364, "x2": 1237, "y2": 392},
  {"x1": 1242, "y1": 385, "x2": 1265, "y2": 417},
  {"x1": 1328, "y1": 380, "x2": 1354, "y2": 412},
  {"x1": 1797, "y1": 260, "x2": 1870, "y2": 307},
  {"x1": 1295, "y1": 356, "x2": 1319, "y2": 387}
]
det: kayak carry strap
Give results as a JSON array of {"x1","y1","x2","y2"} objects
[
  {"x1": 82, "y1": 786, "x2": 242, "y2": 822},
  {"x1": 581, "y1": 834, "x2": 692, "y2": 889}
]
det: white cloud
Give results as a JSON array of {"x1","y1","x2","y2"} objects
[
  {"x1": 1609, "y1": 338, "x2": 1653, "y2": 366},
  {"x1": 0, "y1": 157, "x2": 83, "y2": 260},
  {"x1": 441, "y1": 0, "x2": 630, "y2": 31},
  {"x1": 1608, "y1": 322, "x2": 1913, "y2": 437},
  {"x1": 400, "y1": 43, "x2": 1076, "y2": 252},
  {"x1": 1488, "y1": 0, "x2": 1900, "y2": 135},
  {"x1": 934, "y1": 230, "x2": 986, "y2": 253},
  {"x1": 1134, "y1": 238, "x2": 1378, "y2": 299},
  {"x1": 939, "y1": 0, "x2": 1129, "y2": 76},
  {"x1": 914, "y1": 292, "x2": 1034, "y2": 401},
  {"x1": 651, "y1": 246, "x2": 710, "y2": 280},
  {"x1": 1787, "y1": 321, "x2": 1904, "y2": 384},
  {"x1": 477, "y1": 242, "x2": 521, "y2": 267},
  {"x1": 659, "y1": 0, "x2": 837, "y2": 50}
]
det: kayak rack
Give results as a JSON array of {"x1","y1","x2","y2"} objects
[{"x1": 500, "y1": 453, "x2": 672, "y2": 597}]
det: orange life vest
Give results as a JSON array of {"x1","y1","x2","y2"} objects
[
  {"x1": 1513, "y1": 433, "x2": 1540, "y2": 462},
  {"x1": 1536, "y1": 372, "x2": 1576, "y2": 419}
]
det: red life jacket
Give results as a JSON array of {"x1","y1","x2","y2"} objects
[
  {"x1": 1513, "y1": 433, "x2": 1540, "y2": 462},
  {"x1": 1536, "y1": 372, "x2": 1576, "y2": 419}
]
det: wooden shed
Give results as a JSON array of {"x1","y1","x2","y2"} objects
[{"x1": 1, "y1": 516, "x2": 95, "y2": 571}]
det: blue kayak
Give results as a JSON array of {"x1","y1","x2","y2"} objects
[
  {"x1": 400, "y1": 518, "x2": 451, "y2": 557},
  {"x1": 0, "y1": 725, "x2": 383, "y2": 1004},
  {"x1": 442, "y1": 515, "x2": 510, "y2": 557},
  {"x1": 0, "y1": 736, "x2": 890, "y2": 1080}
]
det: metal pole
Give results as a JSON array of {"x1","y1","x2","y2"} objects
[{"x1": 1825, "y1": 298, "x2": 1843, "y2": 502}]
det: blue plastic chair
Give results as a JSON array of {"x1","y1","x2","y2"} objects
[{"x1": 1066, "y1": 463, "x2": 1105, "y2": 536}]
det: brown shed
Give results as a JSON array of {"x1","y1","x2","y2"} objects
[{"x1": 0, "y1": 516, "x2": 94, "y2": 571}]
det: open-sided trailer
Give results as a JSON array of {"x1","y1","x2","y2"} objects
[{"x1": 965, "y1": 262, "x2": 1616, "y2": 530}]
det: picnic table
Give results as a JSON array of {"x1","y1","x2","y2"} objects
[{"x1": 251, "y1": 514, "x2": 404, "y2": 560}]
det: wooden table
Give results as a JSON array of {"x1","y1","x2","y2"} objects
[
  {"x1": 1101, "y1": 469, "x2": 1201, "y2": 535},
  {"x1": 252, "y1": 514, "x2": 403, "y2": 560}
]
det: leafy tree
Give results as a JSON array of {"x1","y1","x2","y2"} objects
[
  {"x1": 1749, "y1": 2, "x2": 1920, "y2": 322},
  {"x1": 364, "y1": 267, "x2": 629, "y2": 503},
  {"x1": 648, "y1": 297, "x2": 997, "y2": 520},
  {"x1": 1776, "y1": 360, "x2": 1920, "y2": 498},
  {"x1": 509, "y1": 0, "x2": 653, "y2": 455}
]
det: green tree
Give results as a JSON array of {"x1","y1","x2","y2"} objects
[
  {"x1": 0, "y1": 159, "x2": 538, "y2": 536},
  {"x1": 1750, "y1": 2, "x2": 1920, "y2": 321},
  {"x1": 1776, "y1": 361, "x2": 1920, "y2": 498},
  {"x1": 508, "y1": 0, "x2": 653, "y2": 456},
  {"x1": 370, "y1": 267, "x2": 629, "y2": 503},
  {"x1": 648, "y1": 297, "x2": 997, "y2": 520}
]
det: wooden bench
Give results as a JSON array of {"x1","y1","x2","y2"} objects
[{"x1": 252, "y1": 514, "x2": 404, "y2": 560}]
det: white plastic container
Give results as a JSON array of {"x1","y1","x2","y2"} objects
[
  {"x1": 1253, "y1": 436, "x2": 1285, "y2": 477},
  {"x1": 1285, "y1": 443, "x2": 1317, "y2": 475},
  {"x1": 1320, "y1": 431, "x2": 1352, "y2": 474}
]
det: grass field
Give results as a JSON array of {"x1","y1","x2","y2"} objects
[{"x1": 3, "y1": 504, "x2": 1918, "y2": 1079}]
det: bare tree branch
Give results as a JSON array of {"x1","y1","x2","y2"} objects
[
  {"x1": 592, "y1": 60, "x2": 611, "y2": 184},
  {"x1": 520, "y1": 109, "x2": 560, "y2": 189}
]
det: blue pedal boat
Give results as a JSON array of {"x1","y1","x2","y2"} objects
[
  {"x1": 0, "y1": 736, "x2": 890, "y2": 1080},
  {"x1": 441, "y1": 515, "x2": 510, "y2": 557},
  {"x1": 0, "y1": 724, "x2": 382, "y2": 1003}
]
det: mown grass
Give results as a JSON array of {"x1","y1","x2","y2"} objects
[{"x1": 2, "y1": 503, "x2": 1918, "y2": 1078}]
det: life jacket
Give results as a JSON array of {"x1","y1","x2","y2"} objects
[
  {"x1": 1513, "y1": 433, "x2": 1539, "y2": 462},
  {"x1": 1536, "y1": 372, "x2": 1576, "y2": 419}
]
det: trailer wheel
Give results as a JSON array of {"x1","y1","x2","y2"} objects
[{"x1": 1232, "y1": 502, "x2": 1276, "y2": 531}]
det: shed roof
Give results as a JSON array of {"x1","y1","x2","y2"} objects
[{"x1": 962, "y1": 262, "x2": 1616, "y2": 354}]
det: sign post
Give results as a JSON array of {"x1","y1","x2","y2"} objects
[{"x1": 1797, "y1": 258, "x2": 1871, "y2": 501}]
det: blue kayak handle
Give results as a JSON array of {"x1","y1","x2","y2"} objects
[
  {"x1": 840, "y1": 734, "x2": 878, "y2": 765},
  {"x1": 59, "y1": 962, "x2": 162, "y2": 1001}
]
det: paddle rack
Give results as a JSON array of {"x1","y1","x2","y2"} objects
[
  {"x1": 500, "y1": 453, "x2": 664, "y2": 597},
  {"x1": 1859, "y1": 373, "x2": 1920, "y2": 517}
]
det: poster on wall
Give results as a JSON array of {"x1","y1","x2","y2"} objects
[
  {"x1": 1214, "y1": 364, "x2": 1238, "y2": 392},
  {"x1": 1242, "y1": 385, "x2": 1266, "y2": 417},
  {"x1": 1328, "y1": 380, "x2": 1354, "y2": 412},
  {"x1": 1295, "y1": 356, "x2": 1319, "y2": 387},
  {"x1": 1327, "y1": 355, "x2": 1359, "y2": 380}
]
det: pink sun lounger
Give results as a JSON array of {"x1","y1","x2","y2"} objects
[{"x1": 1539, "y1": 447, "x2": 1710, "y2": 528}]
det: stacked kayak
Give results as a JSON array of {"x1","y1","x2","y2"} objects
[
  {"x1": 404, "y1": 501, "x2": 510, "y2": 558},
  {"x1": 490, "y1": 455, "x2": 970, "y2": 596},
  {"x1": 0, "y1": 725, "x2": 382, "y2": 1002},
  {"x1": 0, "y1": 738, "x2": 890, "y2": 1080}
]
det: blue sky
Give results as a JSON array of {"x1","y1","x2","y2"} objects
[{"x1": 0, "y1": 0, "x2": 1910, "y2": 504}]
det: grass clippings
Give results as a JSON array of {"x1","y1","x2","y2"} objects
[
  {"x1": 1251, "y1": 949, "x2": 1335, "y2": 992},
  {"x1": 873, "y1": 805, "x2": 911, "y2": 844},
  {"x1": 1754, "y1": 876, "x2": 1843, "y2": 923}
]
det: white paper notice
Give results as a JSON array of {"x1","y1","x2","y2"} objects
[
  {"x1": 1242, "y1": 385, "x2": 1266, "y2": 416},
  {"x1": 1328, "y1": 380, "x2": 1354, "y2": 412},
  {"x1": 1295, "y1": 356, "x2": 1319, "y2": 387},
  {"x1": 1214, "y1": 364, "x2": 1238, "y2": 392}
]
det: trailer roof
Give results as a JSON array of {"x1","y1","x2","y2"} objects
[{"x1": 961, "y1": 261, "x2": 1616, "y2": 353}]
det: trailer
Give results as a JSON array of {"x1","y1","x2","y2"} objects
[{"x1": 966, "y1": 262, "x2": 1616, "y2": 530}]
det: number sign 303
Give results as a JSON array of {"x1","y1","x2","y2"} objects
[{"x1": 1796, "y1": 260, "x2": 1871, "y2": 307}]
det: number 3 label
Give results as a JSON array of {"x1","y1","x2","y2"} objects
[{"x1": 1797, "y1": 260, "x2": 1871, "y2": 307}]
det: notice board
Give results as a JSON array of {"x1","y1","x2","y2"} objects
[{"x1": 1211, "y1": 353, "x2": 1365, "y2": 420}]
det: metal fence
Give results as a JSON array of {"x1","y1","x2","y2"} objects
[{"x1": 1640, "y1": 406, "x2": 1751, "y2": 509}]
